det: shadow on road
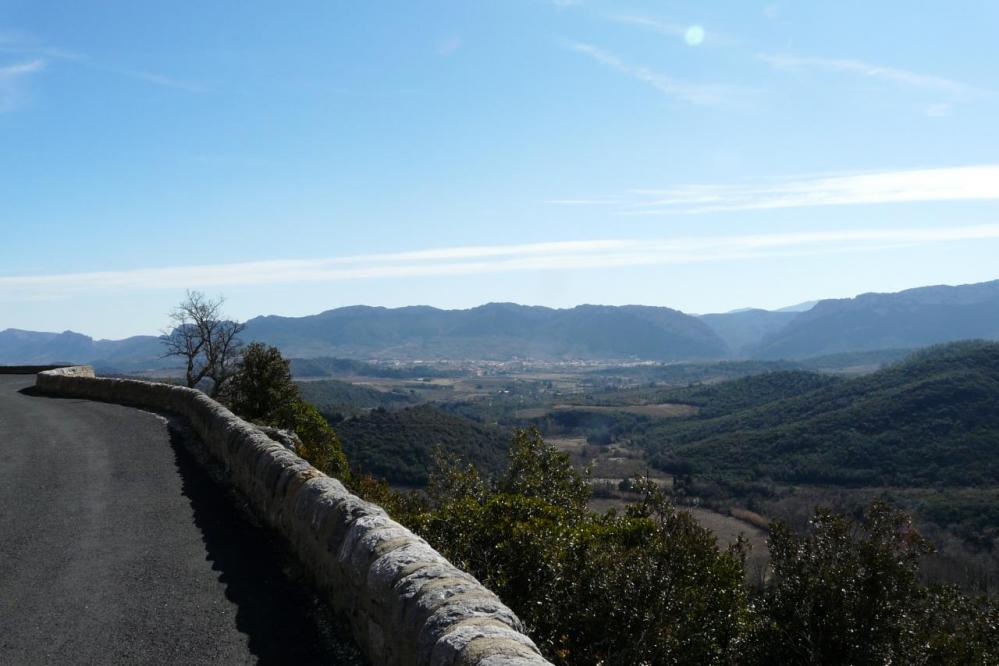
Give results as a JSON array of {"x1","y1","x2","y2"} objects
[{"x1": 168, "y1": 426, "x2": 365, "y2": 665}]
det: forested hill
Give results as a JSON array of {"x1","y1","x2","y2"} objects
[
  {"x1": 295, "y1": 379, "x2": 417, "y2": 415},
  {"x1": 333, "y1": 404, "x2": 510, "y2": 486},
  {"x1": 243, "y1": 303, "x2": 728, "y2": 361},
  {"x1": 750, "y1": 279, "x2": 999, "y2": 359},
  {"x1": 656, "y1": 370, "x2": 843, "y2": 418},
  {"x1": 640, "y1": 341, "x2": 999, "y2": 486}
]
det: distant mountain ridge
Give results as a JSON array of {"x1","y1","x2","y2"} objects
[
  {"x1": 2, "y1": 278, "x2": 998, "y2": 366},
  {"x1": 243, "y1": 302, "x2": 728, "y2": 361},
  {"x1": 750, "y1": 279, "x2": 999, "y2": 359},
  {"x1": 0, "y1": 328, "x2": 166, "y2": 370},
  {"x1": 696, "y1": 309, "x2": 798, "y2": 355}
]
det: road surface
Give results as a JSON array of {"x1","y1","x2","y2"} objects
[{"x1": 0, "y1": 374, "x2": 362, "y2": 665}]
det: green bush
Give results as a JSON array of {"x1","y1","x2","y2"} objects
[
  {"x1": 223, "y1": 342, "x2": 350, "y2": 480},
  {"x1": 747, "y1": 499, "x2": 999, "y2": 664},
  {"x1": 372, "y1": 431, "x2": 999, "y2": 664},
  {"x1": 402, "y1": 430, "x2": 749, "y2": 665}
]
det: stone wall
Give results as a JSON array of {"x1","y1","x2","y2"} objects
[{"x1": 35, "y1": 367, "x2": 551, "y2": 666}]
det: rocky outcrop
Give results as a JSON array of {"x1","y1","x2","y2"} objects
[{"x1": 34, "y1": 366, "x2": 550, "y2": 666}]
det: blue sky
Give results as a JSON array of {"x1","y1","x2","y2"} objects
[{"x1": 2, "y1": 1, "x2": 999, "y2": 338}]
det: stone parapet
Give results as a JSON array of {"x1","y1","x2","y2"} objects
[{"x1": 35, "y1": 367, "x2": 551, "y2": 666}]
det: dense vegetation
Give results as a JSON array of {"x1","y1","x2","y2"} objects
[
  {"x1": 295, "y1": 378, "x2": 416, "y2": 415},
  {"x1": 380, "y1": 431, "x2": 999, "y2": 665},
  {"x1": 638, "y1": 341, "x2": 999, "y2": 487},
  {"x1": 333, "y1": 404, "x2": 510, "y2": 485},
  {"x1": 399, "y1": 431, "x2": 750, "y2": 664},
  {"x1": 656, "y1": 369, "x2": 842, "y2": 418},
  {"x1": 222, "y1": 342, "x2": 350, "y2": 479},
  {"x1": 746, "y1": 499, "x2": 998, "y2": 664}
]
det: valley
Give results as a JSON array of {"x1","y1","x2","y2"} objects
[{"x1": 293, "y1": 340, "x2": 999, "y2": 593}]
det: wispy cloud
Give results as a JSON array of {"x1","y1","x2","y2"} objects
[
  {"x1": 608, "y1": 15, "x2": 736, "y2": 47},
  {"x1": 0, "y1": 29, "x2": 82, "y2": 60},
  {"x1": 567, "y1": 41, "x2": 745, "y2": 105},
  {"x1": 4, "y1": 225, "x2": 999, "y2": 299},
  {"x1": 107, "y1": 66, "x2": 204, "y2": 93},
  {"x1": 759, "y1": 53, "x2": 978, "y2": 95},
  {"x1": 0, "y1": 59, "x2": 44, "y2": 77},
  {"x1": 0, "y1": 58, "x2": 45, "y2": 112},
  {"x1": 551, "y1": 165, "x2": 999, "y2": 215},
  {"x1": 609, "y1": 15, "x2": 688, "y2": 38},
  {"x1": 2, "y1": 29, "x2": 202, "y2": 93}
]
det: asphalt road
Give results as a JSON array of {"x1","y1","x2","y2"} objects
[{"x1": 0, "y1": 374, "x2": 363, "y2": 665}]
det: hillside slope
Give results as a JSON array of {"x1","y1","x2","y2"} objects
[
  {"x1": 698, "y1": 309, "x2": 798, "y2": 355},
  {"x1": 333, "y1": 404, "x2": 511, "y2": 485},
  {"x1": 295, "y1": 379, "x2": 417, "y2": 415},
  {"x1": 639, "y1": 341, "x2": 999, "y2": 486},
  {"x1": 753, "y1": 280, "x2": 999, "y2": 359}
]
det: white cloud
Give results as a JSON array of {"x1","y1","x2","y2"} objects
[
  {"x1": 567, "y1": 42, "x2": 744, "y2": 105},
  {"x1": 0, "y1": 30, "x2": 82, "y2": 60},
  {"x1": 0, "y1": 59, "x2": 44, "y2": 77},
  {"x1": 108, "y1": 67, "x2": 204, "y2": 93},
  {"x1": 2, "y1": 29, "x2": 200, "y2": 93},
  {"x1": 609, "y1": 15, "x2": 687, "y2": 38},
  {"x1": 4, "y1": 225, "x2": 999, "y2": 299},
  {"x1": 0, "y1": 58, "x2": 45, "y2": 112},
  {"x1": 552, "y1": 165, "x2": 999, "y2": 215},
  {"x1": 759, "y1": 53, "x2": 976, "y2": 95}
]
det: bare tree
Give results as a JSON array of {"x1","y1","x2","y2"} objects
[{"x1": 161, "y1": 290, "x2": 245, "y2": 397}]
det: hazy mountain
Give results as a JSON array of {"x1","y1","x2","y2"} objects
[
  {"x1": 0, "y1": 329, "x2": 167, "y2": 370},
  {"x1": 697, "y1": 309, "x2": 799, "y2": 356},
  {"x1": 244, "y1": 303, "x2": 729, "y2": 361},
  {"x1": 0, "y1": 304, "x2": 727, "y2": 366},
  {"x1": 752, "y1": 279, "x2": 999, "y2": 359},
  {"x1": 776, "y1": 300, "x2": 819, "y2": 313},
  {"x1": 3, "y1": 279, "x2": 998, "y2": 366}
]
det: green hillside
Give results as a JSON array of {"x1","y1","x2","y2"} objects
[
  {"x1": 657, "y1": 370, "x2": 843, "y2": 417},
  {"x1": 333, "y1": 404, "x2": 510, "y2": 485},
  {"x1": 639, "y1": 341, "x2": 999, "y2": 487},
  {"x1": 295, "y1": 379, "x2": 417, "y2": 415}
]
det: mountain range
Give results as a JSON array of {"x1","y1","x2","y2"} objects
[
  {"x1": 2, "y1": 278, "x2": 997, "y2": 368},
  {"x1": 245, "y1": 303, "x2": 727, "y2": 361}
]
